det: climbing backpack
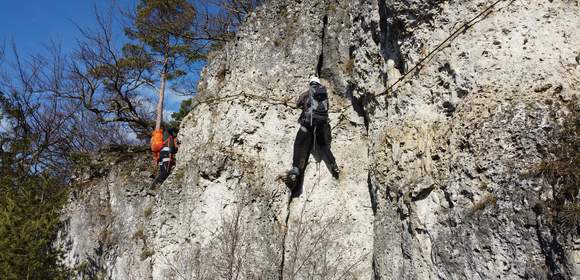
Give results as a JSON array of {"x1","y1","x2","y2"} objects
[
  {"x1": 151, "y1": 129, "x2": 164, "y2": 163},
  {"x1": 151, "y1": 129, "x2": 164, "y2": 153},
  {"x1": 161, "y1": 131, "x2": 177, "y2": 164},
  {"x1": 305, "y1": 84, "x2": 329, "y2": 126}
]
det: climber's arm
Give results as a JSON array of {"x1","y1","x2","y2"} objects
[{"x1": 296, "y1": 91, "x2": 308, "y2": 109}]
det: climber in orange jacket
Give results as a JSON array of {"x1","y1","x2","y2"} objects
[{"x1": 150, "y1": 127, "x2": 179, "y2": 183}]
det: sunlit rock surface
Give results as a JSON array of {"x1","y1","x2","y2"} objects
[{"x1": 58, "y1": 0, "x2": 580, "y2": 279}]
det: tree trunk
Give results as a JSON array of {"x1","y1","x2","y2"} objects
[{"x1": 155, "y1": 59, "x2": 168, "y2": 131}]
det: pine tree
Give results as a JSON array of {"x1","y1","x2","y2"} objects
[
  {"x1": 0, "y1": 95, "x2": 69, "y2": 280},
  {"x1": 0, "y1": 174, "x2": 69, "y2": 280},
  {"x1": 125, "y1": 0, "x2": 205, "y2": 131},
  {"x1": 169, "y1": 98, "x2": 193, "y2": 131}
]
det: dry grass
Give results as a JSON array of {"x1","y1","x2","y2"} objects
[
  {"x1": 283, "y1": 185, "x2": 369, "y2": 280},
  {"x1": 163, "y1": 193, "x2": 279, "y2": 280},
  {"x1": 143, "y1": 204, "x2": 153, "y2": 219},
  {"x1": 560, "y1": 203, "x2": 580, "y2": 231},
  {"x1": 173, "y1": 166, "x2": 187, "y2": 185},
  {"x1": 341, "y1": 58, "x2": 355, "y2": 75},
  {"x1": 471, "y1": 193, "x2": 498, "y2": 215},
  {"x1": 216, "y1": 65, "x2": 228, "y2": 85},
  {"x1": 132, "y1": 228, "x2": 145, "y2": 241},
  {"x1": 132, "y1": 225, "x2": 155, "y2": 261},
  {"x1": 98, "y1": 227, "x2": 116, "y2": 249},
  {"x1": 140, "y1": 246, "x2": 155, "y2": 261},
  {"x1": 527, "y1": 103, "x2": 579, "y2": 233}
]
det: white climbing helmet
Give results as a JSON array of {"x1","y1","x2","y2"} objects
[{"x1": 309, "y1": 76, "x2": 321, "y2": 85}]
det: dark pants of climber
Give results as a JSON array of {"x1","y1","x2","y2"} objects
[
  {"x1": 155, "y1": 148, "x2": 172, "y2": 183},
  {"x1": 292, "y1": 121, "x2": 337, "y2": 175}
]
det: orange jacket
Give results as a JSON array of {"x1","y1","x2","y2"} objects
[
  {"x1": 151, "y1": 129, "x2": 178, "y2": 162},
  {"x1": 151, "y1": 129, "x2": 164, "y2": 153}
]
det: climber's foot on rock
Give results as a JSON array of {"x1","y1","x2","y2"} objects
[
  {"x1": 330, "y1": 163, "x2": 340, "y2": 179},
  {"x1": 284, "y1": 167, "x2": 300, "y2": 189},
  {"x1": 287, "y1": 174, "x2": 297, "y2": 186}
]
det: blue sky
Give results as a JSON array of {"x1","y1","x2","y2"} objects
[
  {"x1": 0, "y1": 0, "x2": 196, "y2": 114},
  {"x1": 0, "y1": 1, "x2": 132, "y2": 55}
]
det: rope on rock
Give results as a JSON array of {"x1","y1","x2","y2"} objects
[
  {"x1": 188, "y1": 0, "x2": 516, "y2": 126},
  {"x1": 374, "y1": 0, "x2": 516, "y2": 98},
  {"x1": 190, "y1": 90, "x2": 297, "y2": 112},
  {"x1": 319, "y1": 0, "x2": 517, "y2": 132}
]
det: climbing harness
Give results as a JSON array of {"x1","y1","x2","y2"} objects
[{"x1": 159, "y1": 147, "x2": 172, "y2": 166}]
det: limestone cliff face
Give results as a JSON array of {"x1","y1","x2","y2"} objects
[{"x1": 58, "y1": 0, "x2": 580, "y2": 279}]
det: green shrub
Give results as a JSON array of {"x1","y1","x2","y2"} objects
[{"x1": 0, "y1": 175, "x2": 70, "y2": 279}]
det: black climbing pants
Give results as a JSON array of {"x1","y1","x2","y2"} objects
[
  {"x1": 155, "y1": 149, "x2": 172, "y2": 183},
  {"x1": 292, "y1": 121, "x2": 337, "y2": 172}
]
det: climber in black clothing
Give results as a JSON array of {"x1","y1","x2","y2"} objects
[
  {"x1": 287, "y1": 77, "x2": 340, "y2": 188},
  {"x1": 152, "y1": 127, "x2": 179, "y2": 183}
]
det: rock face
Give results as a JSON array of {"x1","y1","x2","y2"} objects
[{"x1": 58, "y1": 0, "x2": 580, "y2": 279}]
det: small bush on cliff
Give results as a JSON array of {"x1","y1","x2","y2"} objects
[
  {"x1": 470, "y1": 193, "x2": 498, "y2": 215},
  {"x1": 529, "y1": 104, "x2": 579, "y2": 234},
  {"x1": 560, "y1": 203, "x2": 580, "y2": 231}
]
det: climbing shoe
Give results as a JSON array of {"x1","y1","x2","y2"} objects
[
  {"x1": 286, "y1": 167, "x2": 300, "y2": 186},
  {"x1": 330, "y1": 163, "x2": 340, "y2": 179},
  {"x1": 287, "y1": 174, "x2": 297, "y2": 187}
]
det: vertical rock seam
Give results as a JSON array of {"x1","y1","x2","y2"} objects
[
  {"x1": 279, "y1": 11, "x2": 331, "y2": 280},
  {"x1": 279, "y1": 198, "x2": 292, "y2": 280},
  {"x1": 316, "y1": 15, "x2": 329, "y2": 78}
]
